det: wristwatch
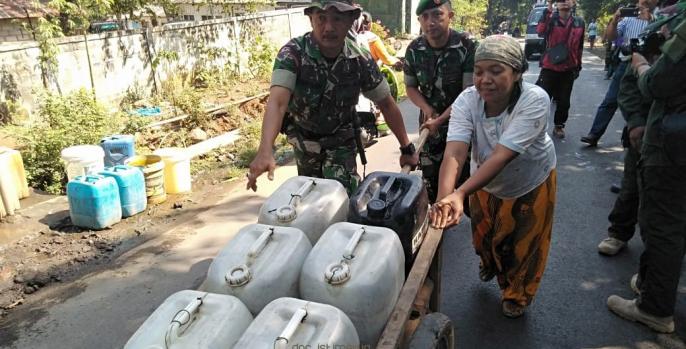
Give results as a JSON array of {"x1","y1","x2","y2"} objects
[{"x1": 399, "y1": 143, "x2": 416, "y2": 156}]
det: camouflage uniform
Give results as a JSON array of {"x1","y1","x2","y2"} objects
[
  {"x1": 271, "y1": 32, "x2": 391, "y2": 194},
  {"x1": 404, "y1": 29, "x2": 476, "y2": 202}
]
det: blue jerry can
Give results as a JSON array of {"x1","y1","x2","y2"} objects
[
  {"x1": 100, "y1": 135, "x2": 135, "y2": 166},
  {"x1": 100, "y1": 165, "x2": 146, "y2": 217},
  {"x1": 67, "y1": 175, "x2": 122, "y2": 230}
]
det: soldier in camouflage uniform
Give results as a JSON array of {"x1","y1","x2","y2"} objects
[
  {"x1": 246, "y1": 0, "x2": 418, "y2": 195},
  {"x1": 404, "y1": 0, "x2": 477, "y2": 203}
]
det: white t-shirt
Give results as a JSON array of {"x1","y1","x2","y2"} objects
[{"x1": 447, "y1": 82, "x2": 557, "y2": 199}]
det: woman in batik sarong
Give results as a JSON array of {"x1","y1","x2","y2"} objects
[{"x1": 430, "y1": 35, "x2": 557, "y2": 318}]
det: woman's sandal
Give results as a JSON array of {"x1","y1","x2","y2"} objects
[{"x1": 502, "y1": 300, "x2": 526, "y2": 318}]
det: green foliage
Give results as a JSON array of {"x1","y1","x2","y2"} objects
[
  {"x1": 451, "y1": 0, "x2": 488, "y2": 35},
  {"x1": 247, "y1": 36, "x2": 277, "y2": 81},
  {"x1": 151, "y1": 50, "x2": 179, "y2": 70},
  {"x1": 20, "y1": 16, "x2": 63, "y2": 88},
  {"x1": 370, "y1": 21, "x2": 397, "y2": 56},
  {"x1": 120, "y1": 81, "x2": 147, "y2": 110},
  {"x1": 17, "y1": 89, "x2": 119, "y2": 194},
  {"x1": 192, "y1": 47, "x2": 232, "y2": 88},
  {"x1": 120, "y1": 114, "x2": 150, "y2": 134}
]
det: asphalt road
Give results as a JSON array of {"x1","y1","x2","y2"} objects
[
  {"x1": 438, "y1": 52, "x2": 686, "y2": 348},
  {"x1": 1, "y1": 49, "x2": 684, "y2": 349}
]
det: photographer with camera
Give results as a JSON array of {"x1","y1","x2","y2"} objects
[
  {"x1": 606, "y1": 8, "x2": 686, "y2": 333},
  {"x1": 580, "y1": 0, "x2": 658, "y2": 146},
  {"x1": 535, "y1": 0, "x2": 585, "y2": 139}
]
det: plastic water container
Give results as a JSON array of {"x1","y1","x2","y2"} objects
[
  {"x1": 0, "y1": 147, "x2": 24, "y2": 216},
  {"x1": 153, "y1": 147, "x2": 191, "y2": 194},
  {"x1": 0, "y1": 147, "x2": 29, "y2": 199},
  {"x1": 100, "y1": 135, "x2": 135, "y2": 166},
  {"x1": 202, "y1": 224, "x2": 312, "y2": 315},
  {"x1": 61, "y1": 145, "x2": 105, "y2": 182},
  {"x1": 99, "y1": 165, "x2": 146, "y2": 217},
  {"x1": 258, "y1": 176, "x2": 349, "y2": 244},
  {"x1": 124, "y1": 290, "x2": 253, "y2": 349},
  {"x1": 234, "y1": 297, "x2": 359, "y2": 349},
  {"x1": 67, "y1": 175, "x2": 122, "y2": 230},
  {"x1": 300, "y1": 222, "x2": 405, "y2": 346},
  {"x1": 127, "y1": 155, "x2": 166, "y2": 204},
  {"x1": 349, "y1": 171, "x2": 429, "y2": 273}
]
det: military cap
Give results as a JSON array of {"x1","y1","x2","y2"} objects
[
  {"x1": 416, "y1": 0, "x2": 451, "y2": 15},
  {"x1": 305, "y1": 0, "x2": 361, "y2": 16}
]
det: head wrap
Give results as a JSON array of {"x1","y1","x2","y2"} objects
[{"x1": 475, "y1": 35, "x2": 528, "y2": 72}]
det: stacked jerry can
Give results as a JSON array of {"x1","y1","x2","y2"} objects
[
  {"x1": 202, "y1": 224, "x2": 312, "y2": 314},
  {"x1": 67, "y1": 175, "x2": 122, "y2": 230},
  {"x1": 300, "y1": 222, "x2": 405, "y2": 346},
  {"x1": 0, "y1": 147, "x2": 29, "y2": 219},
  {"x1": 257, "y1": 176, "x2": 349, "y2": 243},
  {"x1": 100, "y1": 135, "x2": 136, "y2": 166},
  {"x1": 66, "y1": 165, "x2": 147, "y2": 230},
  {"x1": 128, "y1": 173, "x2": 428, "y2": 348},
  {"x1": 123, "y1": 290, "x2": 253, "y2": 349}
]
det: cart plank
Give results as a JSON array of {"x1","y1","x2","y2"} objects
[{"x1": 377, "y1": 226, "x2": 444, "y2": 349}]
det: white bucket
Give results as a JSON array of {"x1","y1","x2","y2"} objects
[
  {"x1": 60, "y1": 145, "x2": 105, "y2": 182},
  {"x1": 153, "y1": 147, "x2": 191, "y2": 194}
]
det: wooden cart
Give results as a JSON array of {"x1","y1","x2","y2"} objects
[
  {"x1": 377, "y1": 225, "x2": 451, "y2": 349},
  {"x1": 377, "y1": 129, "x2": 454, "y2": 349}
]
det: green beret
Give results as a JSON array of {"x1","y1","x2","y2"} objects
[{"x1": 416, "y1": 0, "x2": 450, "y2": 15}]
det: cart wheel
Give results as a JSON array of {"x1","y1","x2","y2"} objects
[{"x1": 408, "y1": 312, "x2": 454, "y2": 349}]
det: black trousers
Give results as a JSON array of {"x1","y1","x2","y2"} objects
[
  {"x1": 637, "y1": 165, "x2": 686, "y2": 317},
  {"x1": 608, "y1": 145, "x2": 640, "y2": 242},
  {"x1": 535, "y1": 69, "x2": 576, "y2": 128}
]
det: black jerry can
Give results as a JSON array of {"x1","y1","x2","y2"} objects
[{"x1": 348, "y1": 171, "x2": 430, "y2": 274}]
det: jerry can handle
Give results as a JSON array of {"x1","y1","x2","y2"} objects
[
  {"x1": 275, "y1": 179, "x2": 316, "y2": 222},
  {"x1": 248, "y1": 227, "x2": 274, "y2": 260},
  {"x1": 401, "y1": 128, "x2": 430, "y2": 174},
  {"x1": 274, "y1": 307, "x2": 308, "y2": 349},
  {"x1": 291, "y1": 179, "x2": 316, "y2": 206},
  {"x1": 343, "y1": 227, "x2": 366, "y2": 260},
  {"x1": 113, "y1": 165, "x2": 129, "y2": 172},
  {"x1": 378, "y1": 177, "x2": 396, "y2": 202},
  {"x1": 164, "y1": 294, "x2": 207, "y2": 347},
  {"x1": 83, "y1": 175, "x2": 102, "y2": 183}
]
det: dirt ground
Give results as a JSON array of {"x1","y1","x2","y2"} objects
[{"x1": 0, "y1": 94, "x2": 271, "y2": 319}]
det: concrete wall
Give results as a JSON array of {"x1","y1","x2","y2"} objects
[
  {"x1": 0, "y1": 19, "x2": 35, "y2": 43},
  {"x1": 0, "y1": 8, "x2": 311, "y2": 118}
]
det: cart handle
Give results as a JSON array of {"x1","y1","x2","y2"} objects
[{"x1": 401, "y1": 128, "x2": 430, "y2": 174}]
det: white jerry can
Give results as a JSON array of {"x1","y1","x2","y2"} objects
[
  {"x1": 124, "y1": 290, "x2": 253, "y2": 349},
  {"x1": 234, "y1": 297, "x2": 359, "y2": 349},
  {"x1": 257, "y1": 176, "x2": 349, "y2": 244},
  {"x1": 300, "y1": 222, "x2": 405, "y2": 346},
  {"x1": 202, "y1": 224, "x2": 312, "y2": 315}
]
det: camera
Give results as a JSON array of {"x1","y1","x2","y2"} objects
[
  {"x1": 620, "y1": 31, "x2": 666, "y2": 56},
  {"x1": 619, "y1": 6, "x2": 640, "y2": 17}
]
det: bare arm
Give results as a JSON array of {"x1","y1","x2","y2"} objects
[
  {"x1": 246, "y1": 86, "x2": 292, "y2": 191},
  {"x1": 376, "y1": 95, "x2": 419, "y2": 168},
  {"x1": 431, "y1": 144, "x2": 519, "y2": 228},
  {"x1": 406, "y1": 86, "x2": 436, "y2": 118},
  {"x1": 436, "y1": 141, "x2": 469, "y2": 201}
]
